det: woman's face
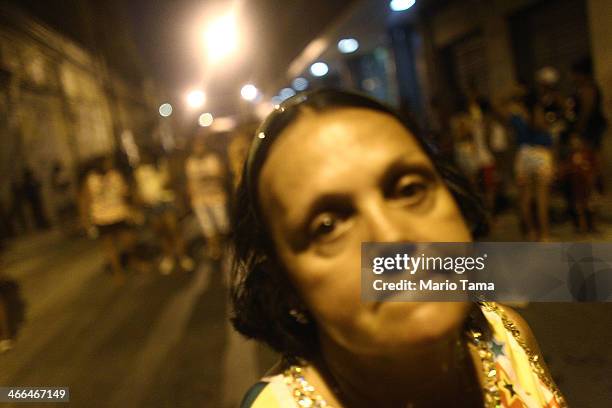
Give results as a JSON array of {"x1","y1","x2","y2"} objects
[{"x1": 259, "y1": 108, "x2": 472, "y2": 355}]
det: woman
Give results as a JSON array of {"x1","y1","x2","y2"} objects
[
  {"x1": 135, "y1": 151, "x2": 193, "y2": 274},
  {"x1": 80, "y1": 156, "x2": 134, "y2": 282},
  {"x1": 231, "y1": 89, "x2": 565, "y2": 407},
  {"x1": 51, "y1": 161, "x2": 77, "y2": 235},
  {"x1": 494, "y1": 89, "x2": 554, "y2": 242},
  {"x1": 185, "y1": 139, "x2": 230, "y2": 259},
  {"x1": 570, "y1": 58, "x2": 607, "y2": 195}
]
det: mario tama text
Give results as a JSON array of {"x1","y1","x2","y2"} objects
[{"x1": 373, "y1": 279, "x2": 494, "y2": 292}]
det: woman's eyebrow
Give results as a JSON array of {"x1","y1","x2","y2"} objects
[{"x1": 380, "y1": 160, "x2": 437, "y2": 185}]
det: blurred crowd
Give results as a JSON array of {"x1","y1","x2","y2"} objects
[
  {"x1": 0, "y1": 123, "x2": 254, "y2": 351},
  {"x1": 442, "y1": 57, "x2": 607, "y2": 241},
  {"x1": 72, "y1": 123, "x2": 254, "y2": 282}
]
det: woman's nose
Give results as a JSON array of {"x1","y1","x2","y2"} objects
[{"x1": 362, "y1": 199, "x2": 410, "y2": 243}]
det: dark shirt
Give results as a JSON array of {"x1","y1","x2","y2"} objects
[{"x1": 509, "y1": 115, "x2": 553, "y2": 147}]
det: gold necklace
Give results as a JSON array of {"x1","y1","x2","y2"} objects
[
  {"x1": 283, "y1": 332, "x2": 499, "y2": 408},
  {"x1": 283, "y1": 303, "x2": 566, "y2": 408},
  {"x1": 283, "y1": 365, "x2": 330, "y2": 408}
]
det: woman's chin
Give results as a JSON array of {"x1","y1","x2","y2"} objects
[{"x1": 359, "y1": 302, "x2": 471, "y2": 351}]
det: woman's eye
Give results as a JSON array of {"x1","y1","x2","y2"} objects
[
  {"x1": 310, "y1": 213, "x2": 343, "y2": 241},
  {"x1": 393, "y1": 176, "x2": 429, "y2": 203}
]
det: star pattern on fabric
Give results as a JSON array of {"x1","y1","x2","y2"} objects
[
  {"x1": 504, "y1": 382, "x2": 516, "y2": 397},
  {"x1": 495, "y1": 364, "x2": 524, "y2": 407},
  {"x1": 491, "y1": 338, "x2": 505, "y2": 357}
]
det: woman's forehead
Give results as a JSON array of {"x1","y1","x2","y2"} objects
[
  {"x1": 257, "y1": 108, "x2": 428, "y2": 211},
  {"x1": 271, "y1": 107, "x2": 421, "y2": 159}
]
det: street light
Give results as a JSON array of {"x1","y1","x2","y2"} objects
[
  {"x1": 390, "y1": 0, "x2": 416, "y2": 11},
  {"x1": 240, "y1": 84, "x2": 258, "y2": 101},
  {"x1": 186, "y1": 90, "x2": 206, "y2": 109},
  {"x1": 159, "y1": 103, "x2": 173, "y2": 117},
  {"x1": 198, "y1": 112, "x2": 214, "y2": 127},
  {"x1": 205, "y1": 13, "x2": 239, "y2": 62}
]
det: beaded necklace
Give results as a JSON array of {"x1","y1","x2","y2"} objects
[{"x1": 282, "y1": 303, "x2": 566, "y2": 408}]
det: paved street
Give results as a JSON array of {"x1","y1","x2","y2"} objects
[
  {"x1": 1, "y1": 202, "x2": 612, "y2": 407},
  {"x1": 0, "y1": 230, "x2": 276, "y2": 408}
]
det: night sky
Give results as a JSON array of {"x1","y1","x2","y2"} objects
[{"x1": 7, "y1": 0, "x2": 355, "y2": 112}]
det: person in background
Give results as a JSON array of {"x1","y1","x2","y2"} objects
[
  {"x1": 496, "y1": 87, "x2": 554, "y2": 241},
  {"x1": 135, "y1": 150, "x2": 193, "y2": 274},
  {"x1": 80, "y1": 156, "x2": 133, "y2": 283},
  {"x1": 482, "y1": 102, "x2": 511, "y2": 214},
  {"x1": 22, "y1": 167, "x2": 49, "y2": 230},
  {"x1": 534, "y1": 67, "x2": 566, "y2": 143},
  {"x1": 466, "y1": 89, "x2": 496, "y2": 217},
  {"x1": 185, "y1": 138, "x2": 229, "y2": 259},
  {"x1": 50, "y1": 161, "x2": 76, "y2": 233},
  {"x1": 451, "y1": 112, "x2": 478, "y2": 185},
  {"x1": 451, "y1": 89, "x2": 498, "y2": 218},
  {"x1": 559, "y1": 133, "x2": 597, "y2": 233},
  {"x1": 9, "y1": 175, "x2": 28, "y2": 234},
  {"x1": 569, "y1": 58, "x2": 608, "y2": 195},
  {"x1": 0, "y1": 200, "x2": 14, "y2": 240}
]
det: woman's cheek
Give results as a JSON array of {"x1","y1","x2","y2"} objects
[
  {"x1": 430, "y1": 192, "x2": 472, "y2": 241},
  {"x1": 293, "y1": 252, "x2": 362, "y2": 319}
]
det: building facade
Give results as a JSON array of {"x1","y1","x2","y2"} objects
[
  {"x1": 0, "y1": 4, "x2": 157, "y2": 230},
  {"x1": 282, "y1": 0, "x2": 611, "y2": 163}
]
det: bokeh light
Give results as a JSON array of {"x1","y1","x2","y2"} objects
[
  {"x1": 271, "y1": 95, "x2": 283, "y2": 106},
  {"x1": 338, "y1": 38, "x2": 359, "y2": 54},
  {"x1": 205, "y1": 13, "x2": 238, "y2": 62},
  {"x1": 240, "y1": 84, "x2": 258, "y2": 101},
  {"x1": 158, "y1": 103, "x2": 173, "y2": 117},
  {"x1": 198, "y1": 112, "x2": 214, "y2": 127},
  {"x1": 292, "y1": 77, "x2": 309, "y2": 91},
  {"x1": 186, "y1": 90, "x2": 206, "y2": 109},
  {"x1": 310, "y1": 62, "x2": 329, "y2": 77},
  {"x1": 279, "y1": 88, "x2": 296, "y2": 100},
  {"x1": 390, "y1": 0, "x2": 416, "y2": 11}
]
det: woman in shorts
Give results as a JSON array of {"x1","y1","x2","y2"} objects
[{"x1": 499, "y1": 93, "x2": 554, "y2": 241}]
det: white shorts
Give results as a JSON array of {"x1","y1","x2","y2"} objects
[{"x1": 514, "y1": 146, "x2": 554, "y2": 184}]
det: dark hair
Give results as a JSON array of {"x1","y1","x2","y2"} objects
[{"x1": 229, "y1": 88, "x2": 488, "y2": 360}]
